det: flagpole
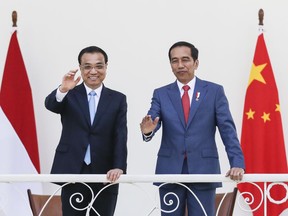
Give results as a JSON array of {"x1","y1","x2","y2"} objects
[
  {"x1": 12, "y1": 10, "x2": 17, "y2": 27},
  {"x1": 258, "y1": 9, "x2": 264, "y2": 33},
  {"x1": 11, "y1": 11, "x2": 18, "y2": 34},
  {"x1": 258, "y1": 8, "x2": 267, "y2": 216}
]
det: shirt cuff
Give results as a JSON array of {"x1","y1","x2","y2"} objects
[
  {"x1": 143, "y1": 131, "x2": 154, "y2": 141},
  {"x1": 56, "y1": 87, "x2": 68, "y2": 102}
]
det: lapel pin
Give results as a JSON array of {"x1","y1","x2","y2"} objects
[{"x1": 196, "y1": 92, "x2": 200, "y2": 101}]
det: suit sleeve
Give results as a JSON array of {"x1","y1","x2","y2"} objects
[
  {"x1": 113, "y1": 94, "x2": 128, "y2": 173},
  {"x1": 143, "y1": 89, "x2": 162, "y2": 142},
  {"x1": 215, "y1": 86, "x2": 245, "y2": 169},
  {"x1": 45, "y1": 88, "x2": 67, "y2": 114}
]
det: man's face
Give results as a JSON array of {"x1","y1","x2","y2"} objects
[
  {"x1": 170, "y1": 46, "x2": 198, "y2": 84},
  {"x1": 80, "y1": 52, "x2": 107, "y2": 89}
]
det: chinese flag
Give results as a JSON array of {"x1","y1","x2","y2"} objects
[
  {"x1": 238, "y1": 32, "x2": 288, "y2": 215},
  {"x1": 0, "y1": 30, "x2": 42, "y2": 215}
]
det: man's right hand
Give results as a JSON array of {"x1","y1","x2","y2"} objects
[
  {"x1": 59, "y1": 69, "x2": 81, "y2": 93},
  {"x1": 140, "y1": 115, "x2": 159, "y2": 134}
]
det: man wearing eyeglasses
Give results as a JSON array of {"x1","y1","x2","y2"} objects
[{"x1": 45, "y1": 46, "x2": 127, "y2": 216}]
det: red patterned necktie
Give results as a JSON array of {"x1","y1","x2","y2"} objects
[{"x1": 182, "y1": 85, "x2": 190, "y2": 123}]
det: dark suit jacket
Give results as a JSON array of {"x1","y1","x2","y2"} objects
[
  {"x1": 45, "y1": 83, "x2": 128, "y2": 175},
  {"x1": 145, "y1": 78, "x2": 245, "y2": 189}
]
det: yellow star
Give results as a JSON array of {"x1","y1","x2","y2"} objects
[
  {"x1": 248, "y1": 63, "x2": 267, "y2": 86},
  {"x1": 275, "y1": 104, "x2": 281, "y2": 112},
  {"x1": 261, "y1": 112, "x2": 271, "y2": 123},
  {"x1": 246, "y1": 108, "x2": 255, "y2": 119}
]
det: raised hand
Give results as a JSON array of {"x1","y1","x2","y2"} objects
[
  {"x1": 140, "y1": 115, "x2": 159, "y2": 134},
  {"x1": 59, "y1": 69, "x2": 81, "y2": 93}
]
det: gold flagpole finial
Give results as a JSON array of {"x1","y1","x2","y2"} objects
[
  {"x1": 258, "y1": 9, "x2": 264, "y2": 26},
  {"x1": 12, "y1": 11, "x2": 17, "y2": 27}
]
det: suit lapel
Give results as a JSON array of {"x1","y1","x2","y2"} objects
[
  {"x1": 187, "y1": 78, "x2": 207, "y2": 127},
  {"x1": 74, "y1": 83, "x2": 91, "y2": 126},
  {"x1": 167, "y1": 81, "x2": 186, "y2": 128},
  {"x1": 93, "y1": 86, "x2": 111, "y2": 126},
  {"x1": 73, "y1": 84, "x2": 112, "y2": 127}
]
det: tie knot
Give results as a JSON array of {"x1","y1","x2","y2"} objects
[
  {"x1": 89, "y1": 91, "x2": 96, "y2": 96},
  {"x1": 182, "y1": 85, "x2": 190, "y2": 92}
]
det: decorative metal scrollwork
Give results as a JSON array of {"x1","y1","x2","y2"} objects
[
  {"x1": 158, "y1": 182, "x2": 208, "y2": 215},
  {"x1": 266, "y1": 182, "x2": 288, "y2": 204}
]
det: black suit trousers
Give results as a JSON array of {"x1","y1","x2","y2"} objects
[{"x1": 61, "y1": 163, "x2": 119, "y2": 216}]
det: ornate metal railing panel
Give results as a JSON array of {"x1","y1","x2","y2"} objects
[{"x1": 0, "y1": 174, "x2": 287, "y2": 216}]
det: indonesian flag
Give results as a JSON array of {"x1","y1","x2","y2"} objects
[
  {"x1": 0, "y1": 30, "x2": 42, "y2": 215},
  {"x1": 238, "y1": 31, "x2": 288, "y2": 215}
]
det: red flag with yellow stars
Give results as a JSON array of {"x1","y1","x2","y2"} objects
[{"x1": 238, "y1": 32, "x2": 288, "y2": 215}]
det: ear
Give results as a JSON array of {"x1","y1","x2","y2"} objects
[{"x1": 194, "y1": 59, "x2": 199, "y2": 69}]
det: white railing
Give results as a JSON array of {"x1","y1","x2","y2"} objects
[
  {"x1": 0, "y1": 174, "x2": 287, "y2": 216},
  {"x1": 1, "y1": 173, "x2": 287, "y2": 182}
]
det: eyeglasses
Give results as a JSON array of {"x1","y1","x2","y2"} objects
[{"x1": 80, "y1": 64, "x2": 106, "y2": 72}]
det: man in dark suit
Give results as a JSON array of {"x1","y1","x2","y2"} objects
[
  {"x1": 45, "y1": 46, "x2": 127, "y2": 216},
  {"x1": 140, "y1": 41, "x2": 245, "y2": 216}
]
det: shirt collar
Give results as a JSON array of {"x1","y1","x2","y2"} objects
[
  {"x1": 177, "y1": 76, "x2": 196, "y2": 92},
  {"x1": 84, "y1": 83, "x2": 103, "y2": 97}
]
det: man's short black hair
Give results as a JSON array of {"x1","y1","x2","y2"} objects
[
  {"x1": 78, "y1": 46, "x2": 108, "y2": 64},
  {"x1": 168, "y1": 41, "x2": 198, "y2": 61}
]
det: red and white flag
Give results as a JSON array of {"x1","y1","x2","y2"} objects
[
  {"x1": 0, "y1": 30, "x2": 42, "y2": 215},
  {"x1": 238, "y1": 30, "x2": 288, "y2": 215}
]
